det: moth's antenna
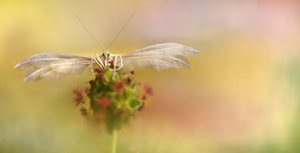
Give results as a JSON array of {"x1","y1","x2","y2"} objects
[
  {"x1": 106, "y1": 9, "x2": 137, "y2": 50},
  {"x1": 74, "y1": 14, "x2": 106, "y2": 52}
]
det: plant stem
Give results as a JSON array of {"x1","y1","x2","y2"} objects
[{"x1": 111, "y1": 130, "x2": 118, "y2": 153}]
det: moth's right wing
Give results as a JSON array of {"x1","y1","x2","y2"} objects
[
  {"x1": 120, "y1": 43, "x2": 199, "y2": 70},
  {"x1": 15, "y1": 53, "x2": 95, "y2": 82}
]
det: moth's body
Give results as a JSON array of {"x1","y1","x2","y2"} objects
[
  {"x1": 92, "y1": 52, "x2": 123, "y2": 70},
  {"x1": 15, "y1": 43, "x2": 199, "y2": 82}
]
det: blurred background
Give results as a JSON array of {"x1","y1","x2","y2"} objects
[{"x1": 1, "y1": 0, "x2": 300, "y2": 152}]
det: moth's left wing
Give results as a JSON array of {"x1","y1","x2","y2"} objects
[
  {"x1": 15, "y1": 53, "x2": 94, "y2": 82},
  {"x1": 120, "y1": 43, "x2": 199, "y2": 70}
]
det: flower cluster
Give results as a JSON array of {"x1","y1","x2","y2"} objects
[{"x1": 73, "y1": 69, "x2": 152, "y2": 134}]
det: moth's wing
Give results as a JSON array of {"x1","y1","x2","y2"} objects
[
  {"x1": 120, "y1": 43, "x2": 199, "y2": 70},
  {"x1": 15, "y1": 53, "x2": 94, "y2": 82}
]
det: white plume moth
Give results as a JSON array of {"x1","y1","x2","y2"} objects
[
  {"x1": 15, "y1": 43, "x2": 198, "y2": 82},
  {"x1": 15, "y1": 12, "x2": 199, "y2": 82}
]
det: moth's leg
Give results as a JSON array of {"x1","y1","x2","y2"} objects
[
  {"x1": 112, "y1": 55, "x2": 118, "y2": 80},
  {"x1": 96, "y1": 54, "x2": 105, "y2": 69},
  {"x1": 119, "y1": 56, "x2": 123, "y2": 70},
  {"x1": 114, "y1": 55, "x2": 123, "y2": 71},
  {"x1": 93, "y1": 55, "x2": 104, "y2": 69},
  {"x1": 103, "y1": 53, "x2": 109, "y2": 67}
]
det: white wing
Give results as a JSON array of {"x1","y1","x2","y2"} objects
[
  {"x1": 120, "y1": 43, "x2": 199, "y2": 70},
  {"x1": 15, "y1": 53, "x2": 94, "y2": 82}
]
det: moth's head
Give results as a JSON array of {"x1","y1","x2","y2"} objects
[{"x1": 102, "y1": 51, "x2": 110, "y2": 59}]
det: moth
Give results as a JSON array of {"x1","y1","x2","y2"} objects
[{"x1": 15, "y1": 43, "x2": 199, "y2": 82}]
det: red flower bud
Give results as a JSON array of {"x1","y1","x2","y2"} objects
[
  {"x1": 142, "y1": 95, "x2": 147, "y2": 100},
  {"x1": 97, "y1": 97, "x2": 111, "y2": 108},
  {"x1": 94, "y1": 68, "x2": 103, "y2": 74},
  {"x1": 94, "y1": 68, "x2": 106, "y2": 81},
  {"x1": 138, "y1": 102, "x2": 145, "y2": 111},
  {"x1": 114, "y1": 81, "x2": 125, "y2": 94},
  {"x1": 143, "y1": 85, "x2": 153, "y2": 96},
  {"x1": 73, "y1": 89, "x2": 83, "y2": 106}
]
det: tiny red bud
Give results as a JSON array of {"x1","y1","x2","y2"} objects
[
  {"x1": 143, "y1": 85, "x2": 153, "y2": 96},
  {"x1": 138, "y1": 102, "x2": 145, "y2": 111},
  {"x1": 142, "y1": 95, "x2": 147, "y2": 100},
  {"x1": 94, "y1": 68, "x2": 103, "y2": 74},
  {"x1": 97, "y1": 97, "x2": 111, "y2": 108},
  {"x1": 73, "y1": 89, "x2": 83, "y2": 106},
  {"x1": 114, "y1": 81, "x2": 125, "y2": 94},
  {"x1": 94, "y1": 68, "x2": 106, "y2": 81}
]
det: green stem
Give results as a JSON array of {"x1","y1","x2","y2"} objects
[{"x1": 111, "y1": 130, "x2": 118, "y2": 153}]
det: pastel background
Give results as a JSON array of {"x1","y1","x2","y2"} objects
[{"x1": 1, "y1": 0, "x2": 300, "y2": 153}]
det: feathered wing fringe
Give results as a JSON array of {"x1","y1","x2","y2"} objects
[
  {"x1": 120, "y1": 43, "x2": 199, "y2": 70},
  {"x1": 15, "y1": 53, "x2": 94, "y2": 82}
]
